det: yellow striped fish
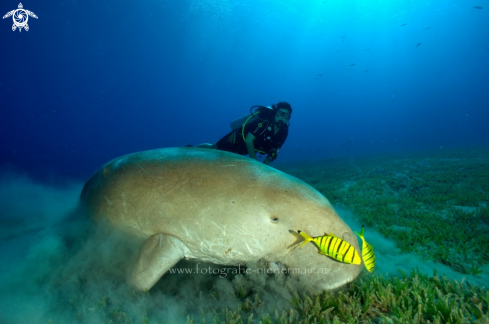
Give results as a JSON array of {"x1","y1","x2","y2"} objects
[
  {"x1": 354, "y1": 226, "x2": 376, "y2": 272},
  {"x1": 298, "y1": 230, "x2": 361, "y2": 265}
]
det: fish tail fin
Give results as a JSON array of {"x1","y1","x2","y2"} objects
[
  {"x1": 287, "y1": 230, "x2": 305, "y2": 248},
  {"x1": 354, "y1": 225, "x2": 365, "y2": 239},
  {"x1": 298, "y1": 230, "x2": 312, "y2": 247}
]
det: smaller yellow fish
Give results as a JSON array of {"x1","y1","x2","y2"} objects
[
  {"x1": 298, "y1": 230, "x2": 361, "y2": 265},
  {"x1": 354, "y1": 226, "x2": 376, "y2": 272}
]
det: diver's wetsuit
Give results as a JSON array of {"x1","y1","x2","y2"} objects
[{"x1": 216, "y1": 116, "x2": 289, "y2": 161}]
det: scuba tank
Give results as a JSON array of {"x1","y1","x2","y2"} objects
[{"x1": 229, "y1": 105, "x2": 274, "y2": 131}]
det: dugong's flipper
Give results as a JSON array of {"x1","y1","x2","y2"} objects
[{"x1": 129, "y1": 233, "x2": 185, "y2": 291}]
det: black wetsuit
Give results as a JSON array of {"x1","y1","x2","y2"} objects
[{"x1": 216, "y1": 115, "x2": 289, "y2": 161}]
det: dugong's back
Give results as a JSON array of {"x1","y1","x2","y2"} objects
[
  {"x1": 82, "y1": 148, "x2": 315, "y2": 237},
  {"x1": 82, "y1": 147, "x2": 256, "y2": 230}
]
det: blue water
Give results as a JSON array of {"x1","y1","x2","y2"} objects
[{"x1": 1, "y1": 0, "x2": 488, "y2": 180}]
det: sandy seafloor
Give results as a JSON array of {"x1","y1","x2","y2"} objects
[{"x1": 0, "y1": 147, "x2": 488, "y2": 323}]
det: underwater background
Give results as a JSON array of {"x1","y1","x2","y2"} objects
[{"x1": 1, "y1": 0, "x2": 488, "y2": 323}]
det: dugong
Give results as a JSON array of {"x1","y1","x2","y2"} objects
[{"x1": 81, "y1": 147, "x2": 362, "y2": 291}]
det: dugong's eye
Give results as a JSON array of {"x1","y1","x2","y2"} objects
[
  {"x1": 342, "y1": 232, "x2": 352, "y2": 241},
  {"x1": 270, "y1": 217, "x2": 279, "y2": 223}
]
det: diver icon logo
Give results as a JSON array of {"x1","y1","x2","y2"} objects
[{"x1": 3, "y1": 3, "x2": 38, "y2": 32}]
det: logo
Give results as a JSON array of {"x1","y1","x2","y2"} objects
[{"x1": 3, "y1": 3, "x2": 37, "y2": 32}]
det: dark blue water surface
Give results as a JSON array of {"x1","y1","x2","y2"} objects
[{"x1": 1, "y1": 0, "x2": 488, "y2": 181}]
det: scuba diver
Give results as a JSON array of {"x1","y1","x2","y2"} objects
[{"x1": 196, "y1": 102, "x2": 292, "y2": 165}]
